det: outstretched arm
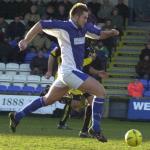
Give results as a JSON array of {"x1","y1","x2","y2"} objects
[
  {"x1": 89, "y1": 66, "x2": 109, "y2": 79},
  {"x1": 99, "y1": 29, "x2": 119, "y2": 40},
  {"x1": 86, "y1": 23, "x2": 119, "y2": 40},
  {"x1": 18, "y1": 20, "x2": 65, "y2": 51},
  {"x1": 18, "y1": 22, "x2": 42, "y2": 51}
]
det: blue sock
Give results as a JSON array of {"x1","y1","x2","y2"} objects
[
  {"x1": 15, "y1": 97, "x2": 46, "y2": 122},
  {"x1": 91, "y1": 97, "x2": 104, "y2": 132}
]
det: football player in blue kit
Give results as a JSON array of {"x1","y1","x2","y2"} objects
[{"x1": 9, "y1": 3, "x2": 119, "y2": 142}]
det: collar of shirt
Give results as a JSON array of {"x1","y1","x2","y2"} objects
[{"x1": 69, "y1": 19, "x2": 79, "y2": 29}]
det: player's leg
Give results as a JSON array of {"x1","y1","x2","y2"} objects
[
  {"x1": 57, "y1": 97, "x2": 72, "y2": 129},
  {"x1": 79, "y1": 94, "x2": 93, "y2": 138},
  {"x1": 61, "y1": 70, "x2": 107, "y2": 142},
  {"x1": 9, "y1": 79, "x2": 69, "y2": 132},
  {"x1": 40, "y1": 84, "x2": 72, "y2": 129},
  {"x1": 57, "y1": 94, "x2": 81, "y2": 129},
  {"x1": 71, "y1": 95, "x2": 82, "y2": 112},
  {"x1": 78, "y1": 76, "x2": 107, "y2": 142}
]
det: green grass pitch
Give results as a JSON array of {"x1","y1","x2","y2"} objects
[{"x1": 0, "y1": 115, "x2": 150, "y2": 150}]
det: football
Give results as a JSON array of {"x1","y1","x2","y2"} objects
[{"x1": 125, "y1": 129, "x2": 142, "y2": 147}]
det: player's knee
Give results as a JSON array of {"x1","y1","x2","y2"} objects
[
  {"x1": 97, "y1": 87, "x2": 106, "y2": 98},
  {"x1": 94, "y1": 81, "x2": 106, "y2": 97},
  {"x1": 102, "y1": 88, "x2": 107, "y2": 97}
]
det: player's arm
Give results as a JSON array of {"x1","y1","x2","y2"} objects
[
  {"x1": 85, "y1": 23, "x2": 119, "y2": 40},
  {"x1": 18, "y1": 22, "x2": 42, "y2": 51},
  {"x1": 45, "y1": 47, "x2": 60, "y2": 79},
  {"x1": 89, "y1": 66, "x2": 109, "y2": 79},
  {"x1": 45, "y1": 55, "x2": 55, "y2": 79},
  {"x1": 99, "y1": 29, "x2": 119, "y2": 40},
  {"x1": 18, "y1": 20, "x2": 65, "y2": 51}
]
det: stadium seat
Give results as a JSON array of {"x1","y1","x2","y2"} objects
[
  {"x1": 0, "y1": 71, "x2": 4, "y2": 74},
  {"x1": 0, "y1": 62, "x2": 5, "y2": 74},
  {"x1": 0, "y1": 85, "x2": 7, "y2": 92},
  {"x1": 24, "y1": 52, "x2": 37, "y2": 63},
  {"x1": 7, "y1": 85, "x2": 22, "y2": 93},
  {"x1": 9, "y1": 39, "x2": 18, "y2": 48},
  {"x1": 140, "y1": 79, "x2": 149, "y2": 89},
  {"x1": 35, "y1": 86, "x2": 43, "y2": 94},
  {"x1": 144, "y1": 91, "x2": 150, "y2": 97},
  {"x1": 19, "y1": 64, "x2": 31, "y2": 75},
  {"x1": 13, "y1": 74, "x2": 27, "y2": 83},
  {"x1": 0, "y1": 70, "x2": 4, "y2": 75},
  {"x1": 13, "y1": 83, "x2": 25, "y2": 88},
  {"x1": 0, "y1": 74, "x2": 12, "y2": 86},
  {"x1": 5, "y1": 63, "x2": 19, "y2": 74},
  {"x1": 0, "y1": 82, "x2": 11, "y2": 87},
  {"x1": 27, "y1": 83, "x2": 39, "y2": 88},
  {"x1": 5, "y1": 71, "x2": 17, "y2": 75},
  {"x1": 19, "y1": 71, "x2": 30, "y2": 75},
  {"x1": 22, "y1": 86, "x2": 35, "y2": 93},
  {"x1": 40, "y1": 76, "x2": 54, "y2": 87},
  {"x1": 26, "y1": 75, "x2": 41, "y2": 88}
]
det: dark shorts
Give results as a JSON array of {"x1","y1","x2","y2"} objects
[{"x1": 72, "y1": 93, "x2": 92, "y2": 101}]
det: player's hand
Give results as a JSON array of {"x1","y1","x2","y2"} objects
[
  {"x1": 45, "y1": 71, "x2": 52, "y2": 79},
  {"x1": 97, "y1": 70, "x2": 109, "y2": 79},
  {"x1": 18, "y1": 39, "x2": 28, "y2": 51},
  {"x1": 111, "y1": 29, "x2": 119, "y2": 36}
]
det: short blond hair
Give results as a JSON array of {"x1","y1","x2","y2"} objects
[{"x1": 69, "y1": 3, "x2": 88, "y2": 19}]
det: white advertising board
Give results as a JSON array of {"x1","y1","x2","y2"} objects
[{"x1": 0, "y1": 95, "x2": 64, "y2": 114}]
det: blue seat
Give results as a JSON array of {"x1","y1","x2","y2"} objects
[
  {"x1": 24, "y1": 52, "x2": 37, "y2": 63},
  {"x1": 0, "y1": 85, "x2": 7, "y2": 92},
  {"x1": 140, "y1": 79, "x2": 149, "y2": 89},
  {"x1": 7, "y1": 85, "x2": 21, "y2": 93},
  {"x1": 35, "y1": 86, "x2": 43, "y2": 93},
  {"x1": 144, "y1": 91, "x2": 150, "y2": 97},
  {"x1": 9, "y1": 40, "x2": 18, "y2": 48},
  {"x1": 22, "y1": 86, "x2": 35, "y2": 93}
]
